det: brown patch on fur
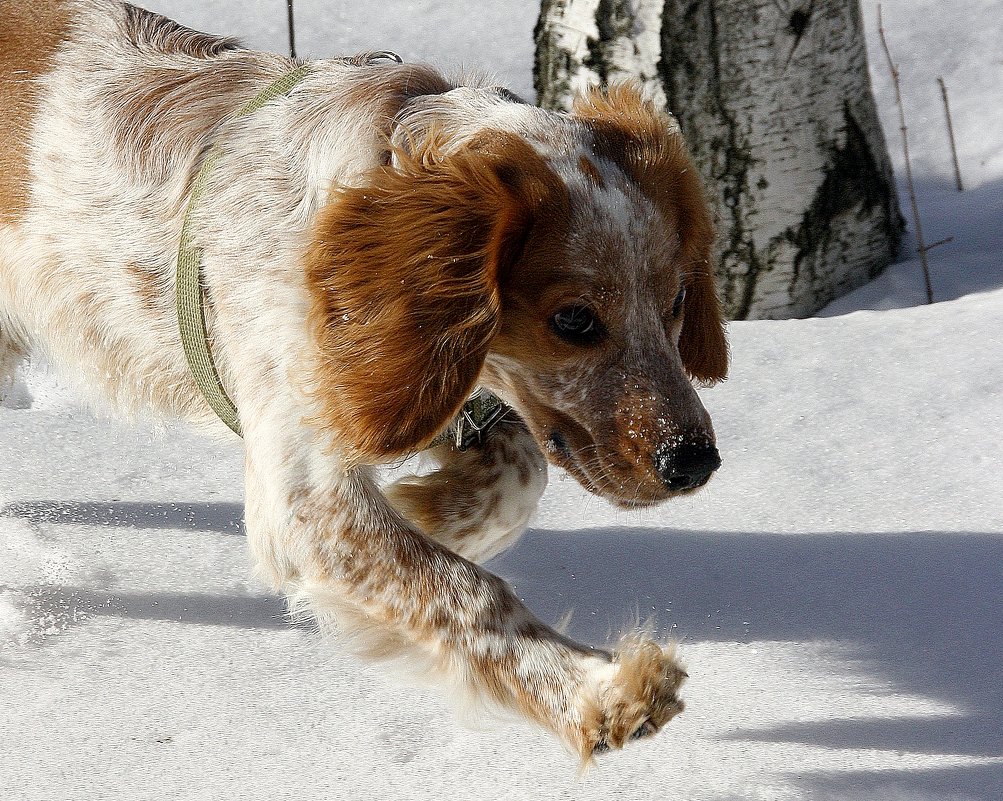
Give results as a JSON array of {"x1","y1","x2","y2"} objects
[
  {"x1": 385, "y1": 457, "x2": 472, "y2": 541},
  {"x1": 0, "y1": 0, "x2": 74, "y2": 224},
  {"x1": 126, "y1": 260, "x2": 166, "y2": 313},
  {"x1": 578, "y1": 154, "x2": 605, "y2": 188},
  {"x1": 574, "y1": 84, "x2": 729, "y2": 383},
  {"x1": 123, "y1": 4, "x2": 241, "y2": 58},
  {"x1": 306, "y1": 129, "x2": 564, "y2": 462}
]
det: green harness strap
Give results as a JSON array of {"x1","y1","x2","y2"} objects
[{"x1": 176, "y1": 64, "x2": 312, "y2": 437}]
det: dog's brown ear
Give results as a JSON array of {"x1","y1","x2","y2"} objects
[
  {"x1": 678, "y1": 258, "x2": 729, "y2": 384},
  {"x1": 574, "y1": 83, "x2": 728, "y2": 383},
  {"x1": 671, "y1": 147, "x2": 728, "y2": 385},
  {"x1": 305, "y1": 130, "x2": 555, "y2": 461}
]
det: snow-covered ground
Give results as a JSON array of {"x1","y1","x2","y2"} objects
[{"x1": 2, "y1": 2, "x2": 1001, "y2": 799}]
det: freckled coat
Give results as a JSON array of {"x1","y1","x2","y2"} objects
[{"x1": 0, "y1": 0, "x2": 727, "y2": 761}]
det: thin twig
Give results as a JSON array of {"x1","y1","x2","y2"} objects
[
  {"x1": 918, "y1": 236, "x2": 954, "y2": 253},
  {"x1": 937, "y1": 77, "x2": 963, "y2": 191},
  {"x1": 286, "y1": 0, "x2": 297, "y2": 60},
  {"x1": 877, "y1": 5, "x2": 934, "y2": 304}
]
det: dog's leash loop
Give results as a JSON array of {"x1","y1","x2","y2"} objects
[{"x1": 365, "y1": 50, "x2": 403, "y2": 64}]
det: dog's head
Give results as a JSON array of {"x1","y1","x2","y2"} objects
[{"x1": 306, "y1": 83, "x2": 728, "y2": 507}]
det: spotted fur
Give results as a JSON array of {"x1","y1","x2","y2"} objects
[{"x1": 0, "y1": 0, "x2": 727, "y2": 762}]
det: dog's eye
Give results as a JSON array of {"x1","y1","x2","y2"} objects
[
  {"x1": 672, "y1": 287, "x2": 686, "y2": 318},
  {"x1": 551, "y1": 305, "x2": 604, "y2": 345}
]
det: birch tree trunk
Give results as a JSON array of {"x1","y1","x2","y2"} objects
[{"x1": 534, "y1": 0, "x2": 903, "y2": 319}]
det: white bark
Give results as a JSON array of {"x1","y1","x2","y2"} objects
[
  {"x1": 535, "y1": 0, "x2": 903, "y2": 319},
  {"x1": 536, "y1": 0, "x2": 666, "y2": 109}
]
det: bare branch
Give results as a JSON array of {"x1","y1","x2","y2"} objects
[
  {"x1": 918, "y1": 236, "x2": 954, "y2": 253},
  {"x1": 286, "y1": 0, "x2": 296, "y2": 59},
  {"x1": 877, "y1": 4, "x2": 934, "y2": 304},
  {"x1": 937, "y1": 77, "x2": 964, "y2": 191}
]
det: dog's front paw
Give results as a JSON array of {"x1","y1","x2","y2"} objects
[{"x1": 577, "y1": 636, "x2": 686, "y2": 762}]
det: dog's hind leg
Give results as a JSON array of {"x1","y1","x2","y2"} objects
[
  {"x1": 0, "y1": 312, "x2": 29, "y2": 400},
  {"x1": 384, "y1": 417, "x2": 548, "y2": 563}
]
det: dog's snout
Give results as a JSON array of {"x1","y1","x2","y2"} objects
[{"x1": 655, "y1": 441, "x2": 721, "y2": 491}]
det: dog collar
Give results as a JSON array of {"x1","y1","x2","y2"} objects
[{"x1": 435, "y1": 389, "x2": 511, "y2": 451}]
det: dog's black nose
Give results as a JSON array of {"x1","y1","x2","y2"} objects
[{"x1": 655, "y1": 441, "x2": 721, "y2": 491}]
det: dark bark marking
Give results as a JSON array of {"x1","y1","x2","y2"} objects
[
  {"x1": 782, "y1": 104, "x2": 904, "y2": 296},
  {"x1": 661, "y1": 0, "x2": 761, "y2": 319},
  {"x1": 783, "y1": 2, "x2": 815, "y2": 69},
  {"x1": 534, "y1": 0, "x2": 573, "y2": 109},
  {"x1": 583, "y1": 0, "x2": 635, "y2": 86}
]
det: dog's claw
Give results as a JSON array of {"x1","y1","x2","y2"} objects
[
  {"x1": 629, "y1": 719, "x2": 657, "y2": 741},
  {"x1": 592, "y1": 720, "x2": 655, "y2": 757}
]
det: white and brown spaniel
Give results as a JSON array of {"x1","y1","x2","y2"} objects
[{"x1": 0, "y1": 1, "x2": 728, "y2": 761}]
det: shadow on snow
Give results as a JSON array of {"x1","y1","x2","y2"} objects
[
  {"x1": 2, "y1": 499, "x2": 245, "y2": 535},
  {"x1": 489, "y1": 525, "x2": 1003, "y2": 798},
  {"x1": 4, "y1": 500, "x2": 1001, "y2": 796}
]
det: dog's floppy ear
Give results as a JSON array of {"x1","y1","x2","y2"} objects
[
  {"x1": 678, "y1": 254, "x2": 729, "y2": 385},
  {"x1": 669, "y1": 142, "x2": 729, "y2": 385},
  {"x1": 574, "y1": 83, "x2": 728, "y2": 383},
  {"x1": 306, "y1": 129, "x2": 555, "y2": 461}
]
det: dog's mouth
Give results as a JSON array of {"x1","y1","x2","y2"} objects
[
  {"x1": 480, "y1": 364, "x2": 721, "y2": 508},
  {"x1": 540, "y1": 413, "x2": 717, "y2": 509}
]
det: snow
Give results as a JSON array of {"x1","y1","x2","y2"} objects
[
  {"x1": 2, "y1": 1, "x2": 1001, "y2": 799},
  {"x1": 861, "y1": 0, "x2": 1003, "y2": 189}
]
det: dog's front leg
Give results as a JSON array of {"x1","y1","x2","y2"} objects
[
  {"x1": 385, "y1": 417, "x2": 547, "y2": 563},
  {"x1": 242, "y1": 426, "x2": 685, "y2": 760}
]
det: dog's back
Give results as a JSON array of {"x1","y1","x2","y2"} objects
[
  {"x1": 0, "y1": 1, "x2": 447, "y2": 422},
  {"x1": 2, "y1": 1, "x2": 243, "y2": 412}
]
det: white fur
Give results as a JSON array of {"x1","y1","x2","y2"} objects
[{"x1": 0, "y1": 0, "x2": 695, "y2": 761}]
